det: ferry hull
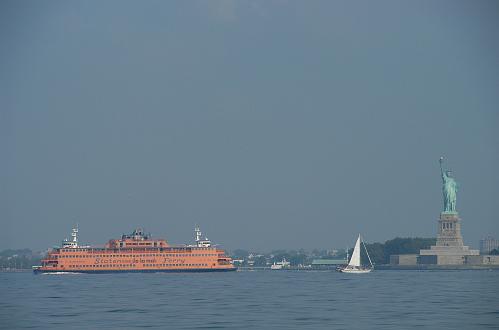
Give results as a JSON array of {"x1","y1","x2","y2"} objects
[{"x1": 34, "y1": 267, "x2": 237, "y2": 275}]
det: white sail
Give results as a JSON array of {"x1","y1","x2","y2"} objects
[{"x1": 348, "y1": 235, "x2": 361, "y2": 267}]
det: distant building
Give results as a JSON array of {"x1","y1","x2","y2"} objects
[
  {"x1": 232, "y1": 259, "x2": 245, "y2": 266},
  {"x1": 480, "y1": 237, "x2": 499, "y2": 254}
]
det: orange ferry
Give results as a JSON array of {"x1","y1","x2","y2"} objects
[{"x1": 33, "y1": 226, "x2": 236, "y2": 274}]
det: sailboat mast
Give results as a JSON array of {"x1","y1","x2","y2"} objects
[{"x1": 361, "y1": 236, "x2": 373, "y2": 267}]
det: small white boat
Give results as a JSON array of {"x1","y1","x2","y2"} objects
[
  {"x1": 271, "y1": 259, "x2": 290, "y2": 270},
  {"x1": 339, "y1": 234, "x2": 373, "y2": 274}
]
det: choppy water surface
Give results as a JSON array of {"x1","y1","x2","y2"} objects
[{"x1": 1, "y1": 270, "x2": 498, "y2": 329}]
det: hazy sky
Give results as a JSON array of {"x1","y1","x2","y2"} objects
[{"x1": 1, "y1": 0, "x2": 498, "y2": 251}]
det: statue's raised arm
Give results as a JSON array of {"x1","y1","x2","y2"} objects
[{"x1": 439, "y1": 157, "x2": 447, "y2": 181}]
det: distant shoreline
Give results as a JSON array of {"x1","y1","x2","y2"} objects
[
  {"x1": 375, "y1": 264, "x2": 499, "y2": 270},
  {"x1": 238, "y1": 265, "x2": 499, "y2": 271},
  {"x1": 0, "y1": 269, "x2": 32, "y2": 273}
]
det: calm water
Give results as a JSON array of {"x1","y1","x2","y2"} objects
[{"x1": 1, "y1": 270, "x2": 498, "y2": 329}]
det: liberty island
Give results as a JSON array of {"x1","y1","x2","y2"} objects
[
  {"x1": 389, "y1": 157, "x2": 498, "y2": 268},
  {"x1": 418, "y1": 157, "x2": 480, "y2": 265}
]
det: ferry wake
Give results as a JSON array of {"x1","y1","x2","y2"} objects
[{"x1": 33, "y1": 226, "x2": 236, "y2": 274}]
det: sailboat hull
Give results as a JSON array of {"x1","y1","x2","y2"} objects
[{"x1": 339, "y1": 267, "x2": 372, "y2": 274}]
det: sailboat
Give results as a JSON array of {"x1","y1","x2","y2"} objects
[{"x1": 339, "y1": 234, "x2": 373, "y2": 273}]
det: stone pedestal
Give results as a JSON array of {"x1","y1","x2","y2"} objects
[
  {"x1": 419, "y1": 212, "x2": 479, "y2": 265},
  {"x1": 435, "y1": 212, "x2": 464, "y2": 247}
]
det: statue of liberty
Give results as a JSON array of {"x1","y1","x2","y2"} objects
[{"x1": 439, "y1": 157, "x2": 458, "y2": 213}]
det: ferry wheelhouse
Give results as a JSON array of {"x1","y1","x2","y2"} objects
[{"x1": 33, "y1": 226, "x2": 236, "y2": 274}]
